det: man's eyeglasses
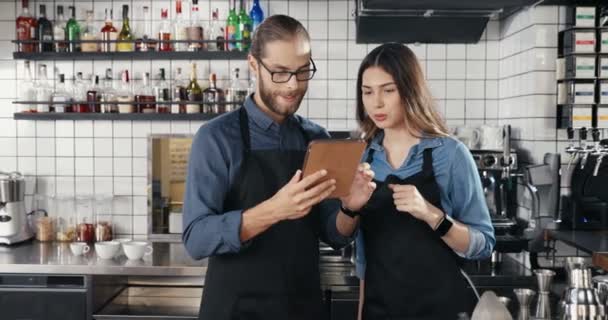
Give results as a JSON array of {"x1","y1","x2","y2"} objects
[{"x1": 256, "y1": 58, "x2": 317, "y2": 83}]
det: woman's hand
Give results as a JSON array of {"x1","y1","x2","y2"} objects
[
  {"x1": 340, "y1": 163, "x2": 376, "y2": 211},
  {"x1": 388, "y1": 184, "x2": 444, "y2": 228}
]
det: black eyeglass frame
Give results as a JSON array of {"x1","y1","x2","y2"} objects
[{"x1": 255, "y1": 57, "x2": 317, "y2": 83}]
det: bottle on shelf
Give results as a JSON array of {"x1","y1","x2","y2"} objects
[
  {"x1": 117, "y1": 5, "x2": 134, "y2": 52},
  {"x1": 250, "y1": 0, "x2": 264, "y2": 31},
  {"x1": 53, "y1": 5, "x2": 67, "y2": 53},
  {"x1": 65, "y1": 6, "x2": 81, "y2": 52},
  {"x1": 237, "y1": 0, "x2": 252, "y2": 52},
  {"x1": 172, "y1": 67, "x2": 188, "y2": 114},
  {"x1": 16, "y1": 0, "x2": 37, "y2": 53},
  {"x1": 225, "y1": 67, "x2": 248, "y2": 111},
  {"x1": 72, "y1": 72, "x2": 89, "y2": 112},
  {"x1": 35, "y1": 64, "x2": 51, "y2": 113},
  {"x1": 207, "y1": 8, "x2": 225, "y2": 52},
  {"x1": 203, "y1": 73, "x2": 225, "y2": 114},
  {"x1": 135, "y1": 72, "x2": 156, "y2": 113},
  {"x1": 51, "y1": 74, "x2": 73, "y2": 113},
  {"x1": 117, "y1": 70, "x2": 133, "y2": 113},
  {"x1": 100, "y1": 68, "x2": 118, "y2": 113},
  {"x1": 101, "y1": 9, "x2": 118, "y2": 53},
  {"x1": 81, "y1": 10, "x2": 98, "y2": 52},
  {"x1": 87, "y1": 75, "x2": 102, "y2": 112},
  {"x1": 158, "y1": 9, "x2": 173, "y2": 52},
  {"x1": 154, "y1": 68, "x2": 170, "y2": 113},
  {"x1": 187, "y1": 0, "x2": 204, "y2": 51},
  {"x1": 226, "y1": 0, "x2": 239, "y2": 51},
  {"x1": 36, "y1": 4, "x2": 53, "y2": 52},
  {"x1": 20, "y1": 61, "x2": 35, "y2": 112},
  {"x1": 173, "y1": 0, "x2": 188, "y2": 52},
  {"x1": 137, "y1": 6, "x2": 156, "y2": 52},
  {"x1": 186, "y1": 63, "x2": 202, "y2": 114}
]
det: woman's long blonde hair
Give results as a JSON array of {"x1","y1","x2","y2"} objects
[{"x1": 356, "y1": 43, "x2": 449, "y2": 142}]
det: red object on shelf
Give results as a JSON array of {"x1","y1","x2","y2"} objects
[{"x1": 16, "y1": 0, "x2": 37, "y2": 53}]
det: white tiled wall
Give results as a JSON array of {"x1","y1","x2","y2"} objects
[{"x1": 0, "y1": 1, "x2": 565, "y2": 236}]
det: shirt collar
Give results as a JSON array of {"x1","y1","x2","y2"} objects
[
  {"x1": 244, "y1": 94, "x2": 297, "y2": 131},
  {"x1": 369, "y1": 130, "x2": 444, "y2": 155}
]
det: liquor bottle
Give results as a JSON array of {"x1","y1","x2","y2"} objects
[
  {"x1": 116, "y1": 5, "x2": 134, "y2": 52},
  {"x1": 173, "y1": 0, "x2": 188, "y2": 52},
  {"x1": 250, "y1": 0, "x2": 264, "y2": 31},
  {"x1": 72, "y1": 72, "x2": 88, "y2": 112},
  {"x1": 53, "y1": 5, "x2": 67, "y2": 52},
  {"x1": 207, "y1": 9, "x2": 224, "y2": 51},
  {"x1": 135, "y1": 72, "x2": 156, "y2": 113},
  {"x1": 100, "y1": 68, "x2": 117, "y2": 113},
  {"x1": 137, "y1": 6, "x2": 156, "y2": 52},
  {"x1": 186, "y1": 63, "x2": 202, "y2": 114},
  {"x1": 65, "y1": 6, "x2": 81, "y2": 52},
  {"x1": 226, "y1": 0, "x2": 238, "y2": 51},
  {"x1": 158, "y1": 9, "x2": 172, "y2": 52},
  {"x1": 36, "y1": 5, "x2": 53, "y2": 52},
  {"x1": 117, "y1": 70, "x2": 133, "y2": 113},
  {"x1": 187, "y1": 0, "x2": 204, "y2": 51},
  {"x1": 35, "y1": 64, "x2": 52, "y2": 113},
  {"x1": 87, "y1": 75, "x2": 102, "y2": 112},
  {"x1": 51, "y1": 74, "x2": 73, "y2": 113},
  {"x1": 172, "y1": 67, "x2": 187, "y2": 114},
  {"x1": 237, "y1": 0, "x2": 252, "y2": 52},
  {"x1": 16, "y1": 0, "x2": 37, "y2": 53},
  {"x1": 154, "y1": 68, "x2": 170, "y2": 113},
  {"x1": 20, "y1": 61, "x2": 35, "y2": 112},
  {"x1": 203, "y1": 73, "x2": 225, "y2": 114},
  {"x1": 81, "y1": 10, "x2": 98, "y2": 52},
  {"x1": 225, "y1": 67, "x2": 248, "y2": 111},
  {"x1": 101, "y1": 9, "x2": 118, "y2": 52}
]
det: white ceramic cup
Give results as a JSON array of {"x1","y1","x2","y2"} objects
[
  {"x1": 122, "y1": 241, "x2": 154, "y2": 260},
  {"x1": 455, "y1": 126, "x2": 481, "y2": 149},
  {"x1": 70, "y1": 242, "x2": 90, "y2": 256},
  {"x1": 95, "y1": 241, "x2": 120, "y2": 259}
]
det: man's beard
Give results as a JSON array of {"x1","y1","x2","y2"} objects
[{"x1": 258, "y1": 75, "x2": 306, "y2": 118}]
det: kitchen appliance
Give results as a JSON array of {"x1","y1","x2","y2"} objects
[
  {"x1": 559, "y1": 258, "x2": 606, "y2": 320},
  {"x1": 0, "y1": 172, "x2": 33, "y2": 245}
]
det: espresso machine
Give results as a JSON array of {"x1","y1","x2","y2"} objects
[{"x1": 0, "y1": 172, "x2": 34, "y2": 245}]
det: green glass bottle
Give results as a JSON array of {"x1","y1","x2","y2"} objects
[
  {"x1": 237, "y1": 0, "x2": 252, "y2": 52},
  {"x1": 116, "y1": 5, "x2": 134, "y2": 52},
  {"x1": 225, "y1": 0, "x2": 239, "y2": 52},
  {"x1": 65, "y1": 6, "x2": 81, "y2": 52}
]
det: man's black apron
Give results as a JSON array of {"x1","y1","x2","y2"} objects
[
  {"x1": 198, "y1": 107, "x2": 325, "y2": 320},
  {"x1": 361, "y1": 146, "x2": 475, "y2": 320}
]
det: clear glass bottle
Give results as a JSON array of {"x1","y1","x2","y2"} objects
[
  {"x1": 158, "y1": 9, "x2": 172, "y2": 52},
  {"x1": 226, "y1": 67, "x2": 248, "y2": 111},
  {"x1": 20, "y1": 61, "x2": 36, "y2": 112},
  {"x1": 135, "y1": 72, "x2": 156, "y2": 113},
  {"x1": 100, "y1": 68, "x2": 118, "y2": 113},
  {"x1": 187, "y1": 0, "x2": 204, "y2": 51},
  {"x1": 203, "y1": 73, "x2": 225, "y2": 114},
  {"x1": 172, "y1": 67, "x2": 187, "y2": 114},
  {"x1": 16, "y1": 0, "x2": 37, "y2": 53},
  {"x1": 207, "y1": 9, "x2": 225, "y2": 51},
  {"x1": 81, "y1": 10, "x2": 98, "y2": 52},
  {"x1": 117, "y1": 70, "x2": 133, "y2": 113},
  {"x1": 51, "y1": 74, "x2": 73, "y2": 113},
  {"x1": 36, "y1": 4, "x2": 53, "y2": 52},
  {"x1": 173, "y1": 0, "x2": 188, "y2": 52},
  {"x1": 87, "y1": 75, "x2": 102, "y2": 113},
  {"x1": 65, "y1": 6, "x2": 81, "y2": 52},
  {"x1": 35, "y1": 64, "x2": 51, "y2": 113},
  {"x1": 101, "y1": 9, "x2": 118, "y2": 52},
  {"x1": 138, "y1": 6, "x2": 156, "y2": 52},
  {"x1": 54, "y1": 5, "x2": 67, "y2": 53},
  {"x1": 116, "y1": 5, "x2": 134, "y2": 52},
  {"x1": 154, "y1": 68, "x2": 170, "y2": 113},
  {"x1": 72, "y1": 72, "x2": 89, "y2": 113}
]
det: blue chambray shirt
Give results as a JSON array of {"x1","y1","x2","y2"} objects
[
  {"x1": 355, "y1": 132, "x2": 496, "y2": 279},
  {"x1": 182, "y1": 95, "x2": 352, "y2": 260}
]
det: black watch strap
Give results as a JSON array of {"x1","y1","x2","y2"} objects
[
  {"x1": 435, "y1": 215, "x2": 453, "y2": 237},
  {"x1": 340, "y1": 204, "x2": 360, "y2": 218}
]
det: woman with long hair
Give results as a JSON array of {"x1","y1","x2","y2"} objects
[{"x1": 353, "y1": 43, "x2": 495, "y2": 319}]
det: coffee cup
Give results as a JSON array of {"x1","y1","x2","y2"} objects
[
  {"x1": 95, "y1": 241, "x2": 120, "y2": 259},
  {"x1": 70, "y1": 242, "x2": 90, "y2": 256},
  {"x1": 122, "y1": 241, "x2": 153, "y2": 260}
]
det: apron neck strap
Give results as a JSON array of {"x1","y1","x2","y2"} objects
[{"x1": 422, "y1": 148, "x2": 434, "y2": 176}]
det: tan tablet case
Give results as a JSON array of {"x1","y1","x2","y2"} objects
[{"x1": 302, "y1": 139, "x2": 367, "y2": 198}]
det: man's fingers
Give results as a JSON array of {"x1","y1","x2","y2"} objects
[
  {"x1": 288, "y1": 170, "x2": 302, "y2": 185},
  {"x1": 300, "y1": 184, "x2": 336, "y2": 208},
  {"x1": 296, "y1": 169, "x2": 328, "y2": 191},
  {"x1": 293, "y1": 179, "x2": 336, "y2": 204}
]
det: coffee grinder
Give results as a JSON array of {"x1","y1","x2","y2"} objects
[{"x1": 0, "y1": 172, "x2": 34, "y2": 244}]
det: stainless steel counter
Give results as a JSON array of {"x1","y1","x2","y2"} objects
[{"x1": 0, "y1": 241, "x2": 207, "y2": 276}]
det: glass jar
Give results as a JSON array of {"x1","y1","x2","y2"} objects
[
  {"x1": 76, "y1": 196, "x2": 95, "y2": 243},
  {"x1": 94, "y1": 195, "x2": 114, "y2": 242},
  {"x1": 55, "y1": 195, "x2": 76, "y2": 242},
  {"x1": 36, "y1": 216, "x2": 54, "y2": 242}
]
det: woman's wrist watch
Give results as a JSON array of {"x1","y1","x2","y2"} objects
[
  {"x1": 340, "y1": 203, "x2": 360, "y2": 218},
  {"x1": 434, "y1": 213, "x2": 453, "y2": 237}
]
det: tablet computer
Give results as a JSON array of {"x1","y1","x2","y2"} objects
[{"x1": 302, "y1": 139, "x2": 367, "y2": 198}]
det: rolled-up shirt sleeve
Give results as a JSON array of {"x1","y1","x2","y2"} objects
[
  {"x1": 448, "y1": 143, "x2": 496, "y2": 260},
  {"x1": 182, "y1": 128, "x2": 243, "y2": 260}
]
